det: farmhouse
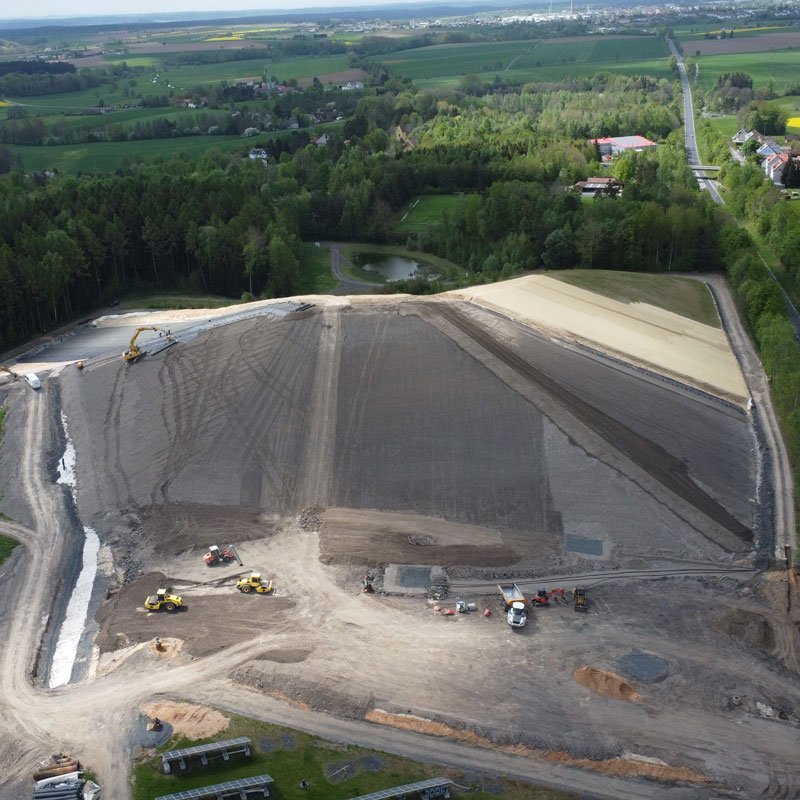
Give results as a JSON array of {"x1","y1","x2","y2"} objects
[
  {"x1": 248, "y1": 148, "x2": 269, "y2": 160},
  {"x1": 573, "y1": 176, "x2": 624, "y2": 196},
  {"x1": 591, "y1": 135, "x2": 657, "y2": 156}
]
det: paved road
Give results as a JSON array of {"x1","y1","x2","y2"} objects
[
  {"x1": 668, "y1": 38, "x2": 800, "y2": 338},
  {"x1": 326, "y1": 242, "x2": 383, "y2": 295},
  {"x1": 667, "y1": 37, "x2": 724, "y2": 203},
  {"x1": 667, "y1": 39, "x2": 796, "y2": 560}
]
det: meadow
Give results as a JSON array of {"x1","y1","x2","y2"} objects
[{"x1": 395, "y1": 194, "x2": 464, "y2": 232}]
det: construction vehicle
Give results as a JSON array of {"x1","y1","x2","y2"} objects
[
  {"x1": 236, "y1": 573, "x2": 273, "y2": 594},
  {"x1": 0, "y1": 366, "x2": 16, "y2": 382},
  {"x1": 144, "y1": 589, "x2": 184, "y2": 612},
  {"x1": 573, "y1": 586, "x2": 588, "y2": 612},
  {"x1": 532, "y1": 588, "x2": 566, "y2": 606},
  {"x1": 204, "y1": 545, "x2": 234, "y2": 566},
  {"x1": 123, "y1": 326, "x2": 173, "y2": 362},
  {"x1": 498, "y1": 583, "x2": 527, "y2": 628}
]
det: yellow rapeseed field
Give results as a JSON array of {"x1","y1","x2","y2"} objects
[
  {"x1": 709, "y1": 25, "x2": 787, "y2": 34},
  {"x1": 787, "y1": 117, "x2": 800, "y2": 130}
]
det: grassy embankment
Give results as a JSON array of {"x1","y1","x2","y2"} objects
[
  {"x1": 553, "y1": 270, "x2": 721, "y2": 327},
  {"x1": 132, "y1": 713, "x2": 577, "y2": 800}
]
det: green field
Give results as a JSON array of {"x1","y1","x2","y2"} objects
[
  {"x1": 298, "y1": 243, "x2": 337, "y2": 293},
  {"x1": 375, "y1": 36, "x2": 668, "y2": 83},
  {"x1": 3, "y1": 134, "x2": 248, "y2": 172},
  {"x1": 552, "y1": 270, "x2": 721, "y2": 327},
  {"x1": 151, "y1": 54, "x2": 350, "y2": 87},
  {"x1": 705, "y1": 114, "x2": 740, "y2": 140},
  {"x1": 133, "y1": 713, "x2": 575, "y2": 800},
  {"x1": 412, "y1": 57, "x2": 672, "y2": 89},
  {"x1": 695, "y1": 50, "x2": 800, "y2": 92},
  {"x1": 396, "y1": 194, "x2": 464, "y2": 232},
  {"x1": 5, "y1": 84, "x2": 137, "y2": 111},
  {"x1": 678, "y1": 24, "x2": 800, "y2": 41},
  {"x1": 27, "y1": 105, "x2": 208, "y2": 133}
]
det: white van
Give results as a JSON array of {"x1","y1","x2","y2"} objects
[{"x1": 24, "y1": 373, "x2": 41, "y2": 390}]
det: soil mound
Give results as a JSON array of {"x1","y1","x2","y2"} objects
[
  {"x1": 573, "y1": 666, "x2": 642, "y2": 702},
  {"x1": 142, "y1": 701, "x2": 229, "y2": 739},
  {"x1": 713, "y1": 607, "x2": 776, "y2": 653}
]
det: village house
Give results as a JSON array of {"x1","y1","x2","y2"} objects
[
  {"x1": 764, "y1": 152, "x2": 790, "y2": 185},
  {"x1": 248, "y1": 148, "x2": 269, "y2": 160},
  {"x1": 591, "y1": 135, "x2": 657, "y2": 157}
]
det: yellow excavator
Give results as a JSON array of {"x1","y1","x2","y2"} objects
[
  {"x1": 123, "y1": 326, "x2": 172, "y2": 363},
  {"x1": 0, "y1": 366, "x2": 16, "y2": 382}
]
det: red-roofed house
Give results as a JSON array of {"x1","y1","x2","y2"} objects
[
  {"x1": 765, "y1": 152, "x2": 790, "y2": 185},
  {"x1": 591, "y1": 135, "x2": 658, "y2": 156}
]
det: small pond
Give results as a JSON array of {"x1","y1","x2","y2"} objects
[{"x1": 353, "y1": 252, "x2": 441, "y2": 282}]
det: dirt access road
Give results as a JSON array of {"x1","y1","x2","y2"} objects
[{"x1": 0, "y1": 290, "x2": 795, "y2": 800}]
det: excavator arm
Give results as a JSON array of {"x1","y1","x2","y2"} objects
[
  {"x1": 124, "y1": 326, "x2": 173, "y2": 362},
  {"x1": 0, "y1": 366, "x2": 16, "y2": 381}
]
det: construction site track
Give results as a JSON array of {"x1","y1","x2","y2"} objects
[{"x1": 448, "y1": 565, "x2": 757, "y2": 593}]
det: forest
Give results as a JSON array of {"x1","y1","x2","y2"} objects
[{"x1": 0, "y1": 85, "x2": 712, "y2": 355}]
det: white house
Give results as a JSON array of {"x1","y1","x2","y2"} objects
[{"x1": 764, "y1": 152, "x2": 790, "y2": 184}]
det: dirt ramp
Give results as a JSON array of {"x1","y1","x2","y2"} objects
[
  {"x1": 320, "y1": 507, "x2": 530, "y2": 567},
  {"x1": 573, "y1": 666, "x2": 642, "y2": 702}
]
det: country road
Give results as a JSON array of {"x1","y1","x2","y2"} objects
[{"x1": 666, "y1": 36, "x2": 795, "y2": 560}]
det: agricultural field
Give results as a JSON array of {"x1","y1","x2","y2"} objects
[
  {"x1": 694, "y1": 50, "x2": 800, "y2": 92},
  {"x1": 149, "y1": 54, "x2": 350, "y2": 87},
  {"x1": 414, "y1": 58, "x2": 673, "y2": 89},
  {"x1": 376, "y1": 35, "x2": 669, "y2": 84},
  {"x1": 678, "y1": 24, "x2": 800, "y2": 41},
  {"x1": 686, "y1": 31, "x2": 800, "y2": 56}
]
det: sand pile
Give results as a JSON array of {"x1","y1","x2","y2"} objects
[
  {"x1": 142, "y1": 701, "x2": 229, "y2": 739},
  {"x1": 573, "y1": 666, "x2": 642, "y2": 702}
]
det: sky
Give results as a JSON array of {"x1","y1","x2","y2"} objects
[{"x1": 2, "y1": 0, "x2": 418, "y2": 21}]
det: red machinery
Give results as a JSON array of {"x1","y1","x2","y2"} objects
[
  {"x1": 204, "y1": 545, "x2": 234, "y2": 566},
  {"x1": 532, "y1": 588, "x2": 566, "y2": 606}
]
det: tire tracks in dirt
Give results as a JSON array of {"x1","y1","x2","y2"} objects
[
  {"x1": 426, "y1": 301, "x2": 752, "y2": 552},
  {"x1": 294, "y1": 306, "x2": 341, "y2": 509}
]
